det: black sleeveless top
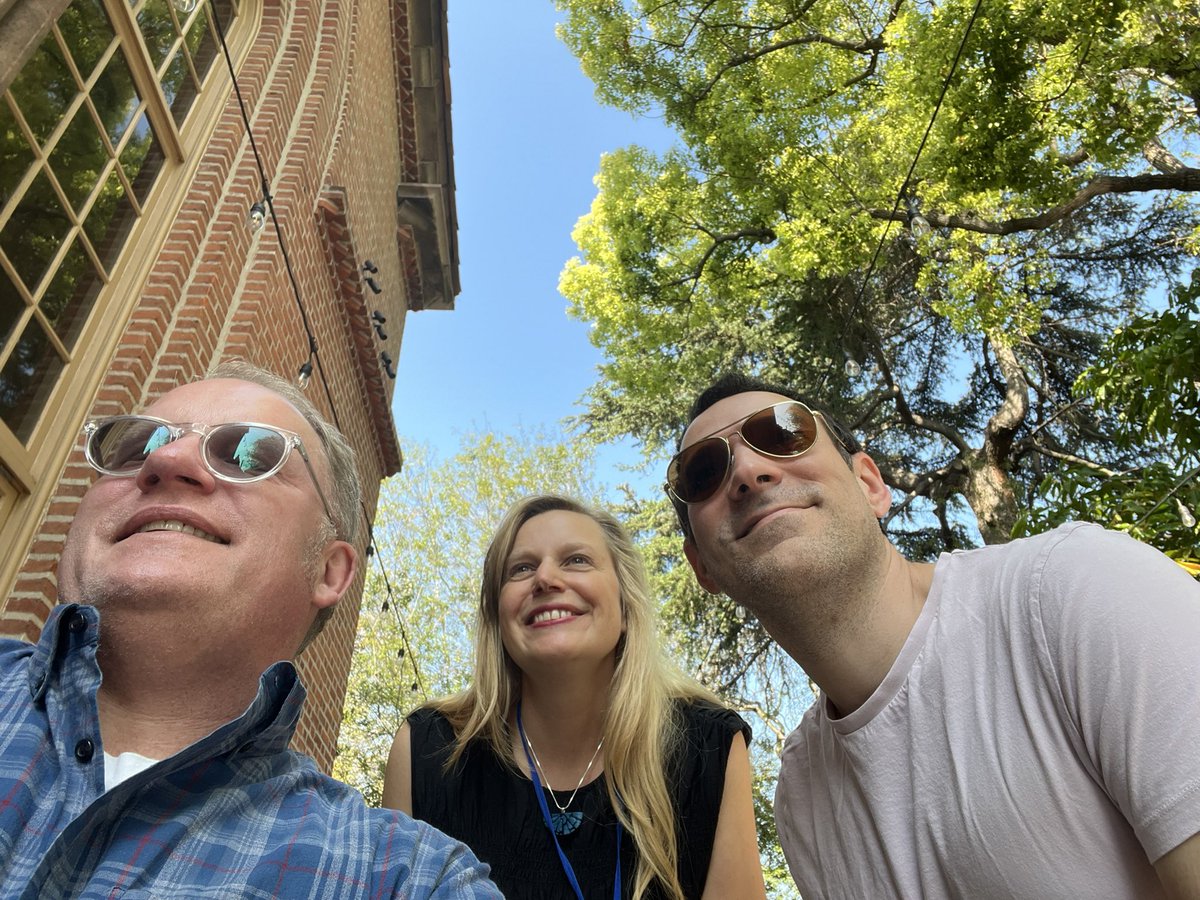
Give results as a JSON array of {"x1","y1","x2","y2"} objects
[{"x1": 408, "y1": 702, "x2": 750, "y2": 899}]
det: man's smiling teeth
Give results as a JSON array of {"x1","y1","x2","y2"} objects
[
  {"x1": 531, "y1": 609, "x2": 577, "y2": 625},
  {"x1": 135, "y1": 520, "x2": 224, "y2": 543}
]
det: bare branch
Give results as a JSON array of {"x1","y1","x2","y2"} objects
[
  {"x1": 725, "y1": 698, "x2": 789, "y2": 743},
  {"x1": 868, "y1": 168, "x2": 1200, "y2": 235},
  {"x1": 871, "y1": 346, "x2": 971, "y2": 452},
  {"x1": 1024, "y1": 441, "x2": 1118, "y2": 476},
  {"x1": 876, "y1": 459, "x2": 962, "y2": 496},
  {"x1": 1060, "y1": 147, "x2": 1090, "y2": 167},
  {"x1": 716, "y1": 637, "x2": 773, "y2": 694},
  {"x1": 894, "y1": 399, "x2": 972, "y2": 453},
  {"x1": 984, "y1": 338, "x2": 1030, "y2": 452},
  {"x1": 1143, "y1": 137, "x2": 1187, "y2": 174}
]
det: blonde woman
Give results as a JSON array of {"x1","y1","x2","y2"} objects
[{"x1": 383, "y1": 495, "x2": 765, "y2": 899}]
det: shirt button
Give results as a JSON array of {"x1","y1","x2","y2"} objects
[
  {"x1": 67, "y1": 612, "x2": 87, "y2": 633},
  {"x1": 74, "y1": 739, "x2": 95, "y2": 763}
]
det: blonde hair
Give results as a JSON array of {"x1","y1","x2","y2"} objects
[{"x1": 431, "y1": 495, "x2": 720, "y2": 900}]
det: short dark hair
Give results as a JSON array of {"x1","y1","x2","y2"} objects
[{"x1": 671, "y1": 373, "x2": 861, "y2": 538}]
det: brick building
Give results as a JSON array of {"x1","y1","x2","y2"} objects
[{"x1": 0, "y1": 0, "x2": 457, "y2": 769}]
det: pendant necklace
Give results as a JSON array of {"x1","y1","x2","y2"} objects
[
  {"x1": 523, "y1": 724, "x2": 604, "y2": 832},
  {"x1": 517, "y1": 701, "x2": 623, "y2": 899}
]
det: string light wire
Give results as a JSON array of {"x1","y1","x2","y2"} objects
[
  {"x1": 210, "y1": 1, "x2": 336, "y2": 418},
  {"x1": 209, "y1": 2, "x2": 417, "y2": 654},
  {"x1": 838, "y1": 0, "x2": 988, "y2": 371},
  {"x1": 364, "y1": 514, "x2": 427, "y2": 699}
]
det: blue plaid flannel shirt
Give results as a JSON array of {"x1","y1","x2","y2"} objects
[{"x1": 0, "y1": 604, "x2": 500, "y2": 899}]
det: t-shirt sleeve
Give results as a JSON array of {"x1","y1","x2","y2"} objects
[{"x1": 1030, "y1": 523, "x2": 1200, "y2": 862}]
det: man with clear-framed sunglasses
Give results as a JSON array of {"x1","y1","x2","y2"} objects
[
  {"x1": 670, "y1": 372, "x2": 1200, "y2": 899},
  {"x1": 0, "y1": 361, "x2": 498, "y2": 897}
]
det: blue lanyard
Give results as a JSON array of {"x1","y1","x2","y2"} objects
[{"x1": 517, "y1": 702, "x2": 623, "y2": 900}]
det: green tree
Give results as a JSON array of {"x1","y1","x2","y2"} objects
[
  {"x1": 1016, "y1": 271, "x2": 1200, "y2": 570},
  {"x1": 556, "y1": 0, "x2": 1200, "y2": 554}
]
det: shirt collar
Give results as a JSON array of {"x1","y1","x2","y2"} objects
[{"x1": 29, "y1": 604, "x2": 306, "y2": 756}]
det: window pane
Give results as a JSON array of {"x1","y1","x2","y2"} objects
[
  {"x1": 0, "y1": 268, "x2": 26, "y2": 347},
  {"x1": 120, "y1": 113, "x2": 163, "y2": 205},
  {"x1": 40, "y1": 237, "x2": 102, "y2": 351},
  {"x1": 84, "y1": 168, "x2": 136, "y2": 273},
  {"x1": 161, "y1": 50, "x2": 196, "y2": 127},
  {"x1": 7, "y1": 37, "x2": 77, "y2": 149},
  {"x1": 0, "y1": 170, "x2": 71, "y2": 294},
  {"x1": 47, "y1": 107, "x2": 106, "y2": 214},
  {"x1": 137, "y1": 0, "x2": 179, "y2": 72},
  {"x1": 0, "y1": 319, "x2": 65, "y2": 442},
  {"x1": 187, "y1": 9, "x2": 220, "y2": 82},
  {"x1": 57, "y1": 0, "x2": 119, "y2": 84},
  {"x1": 0, "y1": 99, "x2": 35, "y2": 202},
  {"x1": 91, "y1": 51, "x2": 142, "y2": 147}
]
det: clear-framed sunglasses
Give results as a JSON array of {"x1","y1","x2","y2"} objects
[{"x1": 83, "y1": 415, "x2": 336, "y2": 529}]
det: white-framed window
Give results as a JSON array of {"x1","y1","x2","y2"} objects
[{"x1": 0, "y1": 0, "x2": 241, "y2": 474}]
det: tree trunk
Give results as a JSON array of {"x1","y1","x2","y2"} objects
[
  {"x1": 960, "y1": 448, "x2": 1019, "y2": 543},
  {"x1": 961, "y1": 335, "x2": 1029, "y2": 543}
]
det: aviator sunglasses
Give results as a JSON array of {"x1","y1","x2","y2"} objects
[
  {"x1": 83, "y1": 415, "x2": 337, "y2": 528},
  {"x1": 665, "y1": 401, "x2": 844, "y2": 504}
]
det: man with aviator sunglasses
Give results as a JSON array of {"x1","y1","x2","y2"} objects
[
  {"x1": 0, "y1": 361, "x2": 498, "y2": 897},
  {"x1": 671, "y1": 373, "x2": 1200, "y2": 899}
]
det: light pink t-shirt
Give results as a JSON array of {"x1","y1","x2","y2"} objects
[{"x1": 776, "y1": 523, "x2": 1200, "y2": 899}]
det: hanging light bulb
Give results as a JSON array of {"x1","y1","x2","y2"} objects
[
  {"x1": 906, "y1": 195, "x2": 932, "y2": 239},
  {"x1": 1177, "y1": 497, "x2": 1197, "y2": 529},
  {"x1": 297, "y1": 361, "x2": 313, "y2": 390},
  {"x1": 844, "y1": 357, "x2": 862, "y2": 378},
  {"x1": 248, "y1": 201, "x2": 266, "y2": 233},
  {"x1": 172, "y1": 0, "x2": 199, "y2": 13}
]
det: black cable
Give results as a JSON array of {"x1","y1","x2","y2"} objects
[
  {"x1": 210, "y1": 3, "x2": 412, "y2": 645},
  {"x1": 210, "y1": 0, "x2": 342, "y2": 433},
  {"x1": 840, "y1": 0, "x2": 988, "y2": 355},
  {"x1": 363, "y1": 513, "x2": 427, "y2": 700}
]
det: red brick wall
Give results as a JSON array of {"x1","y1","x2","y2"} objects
[{"x1": 1, "y1": 0, "x2": 421, "y2": 773}]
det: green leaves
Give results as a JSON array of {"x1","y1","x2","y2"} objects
[
  {"x1": 1018, "y1": 273, "x2": 1200, "y2": 570},
  {"x1": 557, "y1": 0, "x2": 1199, "y2": 554}
]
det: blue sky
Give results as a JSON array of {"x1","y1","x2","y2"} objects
[{"x1": 391, "y1": 3, "x2": 670, "y2": 493}]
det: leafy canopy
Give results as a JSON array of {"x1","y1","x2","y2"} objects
[{"x1": 557, "y1": 0, "x2": 1199, "y2": 552}]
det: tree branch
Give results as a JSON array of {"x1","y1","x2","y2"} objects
[
  {"x1": 876, "y1": 459, "x2": 962, "y2": 496},
  {"x1": 716, "y1": 636, "x2": 773, "y2": 694},
  {"x1": 662, "y1": 226, "x2": 776, "y2": 294},
  {"x1": 983, "y1": 337, "x2": 1029, "y2": 459},
  {"x1": 894, "y1": 397, "x2": 972, "y2": 453},
  {"x1": 1023, "y1": 440, "x2": 1118, "y2": 476},
  {"x1": 726, "y1": 698, "x2": 788, "y2": 744},
  {"x1": 693, "y1": 31, "x2": 885, "y2": 102},
  {"x1": 872, "y1": 349, "x2": 972, "y2": 452},
  {"x1": 868, "y1": 168, "x2": 1200, "y2": 235},
  {"x1": 1143, "y1": 137, "x2": 1187, "y2": 174}
]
